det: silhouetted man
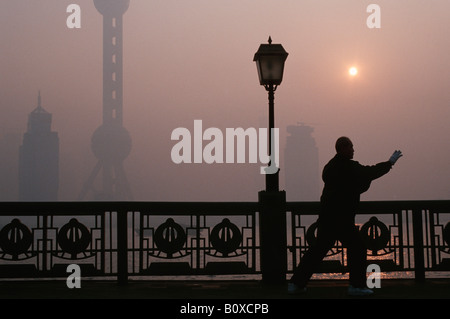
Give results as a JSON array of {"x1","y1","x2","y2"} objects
[{"x1": 288, "y1": 136, "x2": 402, "y2": 296}]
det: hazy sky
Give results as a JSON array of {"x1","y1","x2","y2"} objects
[{"x1": 1, "y1": 0, "x2": 449, "y2": 201}]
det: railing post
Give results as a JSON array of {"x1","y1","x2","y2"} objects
[
  {"x1": 258, "y1": 190, "x2": 287, "y2": 284},
  {"x1": 42, "y1": 214, "x2": 48, "y2": 273},
  {"x1": 117, "y1": 210, "x2": 128, "y2": 285},
  {"x1": 412, "y1": 209, "x2": 425, "y2": 282}
]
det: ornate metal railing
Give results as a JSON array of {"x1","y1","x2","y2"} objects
[
  {"x1": 0, "y1": 201, "x2": 449, "y2": 282},
  {"x1": 0, "y1": 202, "x2": 261, "y2": 282}
]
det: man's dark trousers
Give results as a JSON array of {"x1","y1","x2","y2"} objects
[{"x1": 290, "y1": 219, "x2": 367, "y2": 288}]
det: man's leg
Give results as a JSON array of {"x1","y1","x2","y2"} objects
[
  {"x1": 290, "y1": 223, "x2": 335, "y2": 288},
  {"x1": 339, "y1": 224, "x2": 367, "y2": 288}
]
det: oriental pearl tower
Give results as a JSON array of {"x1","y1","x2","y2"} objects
[{"x1": 79, "y1": 0, "x2": 132, "y2": 200}]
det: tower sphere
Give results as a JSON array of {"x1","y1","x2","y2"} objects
[
  {"x1": 91, "y1": 123, "x2": 132, "y2": 162},
  {"x1": 94, "y1": 0, "x2": 130, "y2": 16}
]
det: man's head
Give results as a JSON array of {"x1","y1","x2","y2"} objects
[{"x1": 335, "y1": 136, "x2": 354, "y2": 159}]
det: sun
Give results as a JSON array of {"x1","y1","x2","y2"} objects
[{"x1": 349, "y1": 67, "x2": 358, "y2": 76}]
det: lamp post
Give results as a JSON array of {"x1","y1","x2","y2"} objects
[
  {"x1": 254, "y1": 37, "x2": 288, "y2": 284},
  {"x1": 253, "y1": 37, "x2": 288, "y2": 192}
]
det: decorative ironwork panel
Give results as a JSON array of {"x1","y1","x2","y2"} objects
[
  {"x1": 357, "y1": 212, "x2": 405, "y2": 272},
  {"x1": 424, "y1": 211, "x2": 450, "y2": 270},
  {"x1": 129, "y1": 211, "x2": 259, "y2": 276},
  {"x1": 0, "y1": 218, "x2": 35, "y2": 261},
  {"x1": 54, "y1": 218, "x2": 94, "y2": 259},
  {"x1": 0, "y1": 212, "x2": 117, "y2": 278}
]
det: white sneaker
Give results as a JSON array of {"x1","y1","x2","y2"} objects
[
  {"x1": 288, "y1": 283, "x2": 306, "y2": 295},
  {"x1": 347, "y1": 285, "x2": 374, "y2": 296}
]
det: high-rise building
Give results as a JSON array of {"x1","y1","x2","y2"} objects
[
  {"x1": 0, "y1": 132, "x2": 21, "y2": 201},
  {"x1": 19, "y1": 93, "x2": 59, "y2": 201},
  {"x1": 284, "y1": 123, "x2": 319, "y2": 201}
]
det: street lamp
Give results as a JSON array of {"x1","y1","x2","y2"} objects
[
  {"x1": 254, "y1": 37, "x2": 289, "y2": 284},
  {"x1": 253, "y1": 36, "x2": 288, "y2": 192}
]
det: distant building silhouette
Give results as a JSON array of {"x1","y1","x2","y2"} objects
[
  {"x1": 79, "y1": 0, "x2": 133, "y2": 200},
  {"x1": 0, "y1": 131, "x2": 21, "y2": 201},
  {"x1": 284, "y1": 123, "x2": 319, "y2": 201},
  {"x1": 19, "y1": 93, "x2": 59, "y2": 201}
]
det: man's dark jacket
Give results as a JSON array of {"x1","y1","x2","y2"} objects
[{"x1": 319, "y1": 154, "x2": 392, "y2": 223}]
